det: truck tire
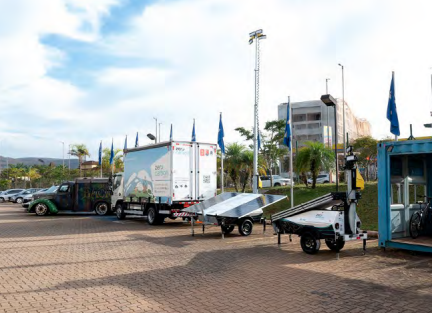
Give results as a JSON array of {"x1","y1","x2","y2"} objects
[
  {"x1": 35, "y1": 203, "x2": 49, "y2": 216},
  {"x1": 116, "y1": 203, "x2": 126, "y2": 220},
  {"x1": 147, "y1": 207, "x2": 159, "y2": 225},
  {"x1": 300, "y1": 232, "x2": 321, "y2": 254},
  {"x1": 238, "y1": 218, "x2": 253, "y2": 236},
  {"x1": 95, "y1": 202, "x2": 110, "y2": 216},
  {"x1": 325, "y1": 238, "x2": 345, "y2": 252}
]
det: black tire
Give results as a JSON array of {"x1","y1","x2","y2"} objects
[
  {"x1": 238, "y1": 219, "x2": 253, "y2": 236},
  {"x1": 34, "y1": 203, "x2": 49, "y2": 216},
  {"x1": 147, "y1": 207, "x2": 159, "y2": 225},
  {"x1": 409, "y1": 212, "x2": 422, "y2": 239},
  {"x1": 300, "y1": 232, "x2": 321, "y2": 254},
  {"x1": 0, "y1": 197, "x2": 4, "y2": 203},
  {"x1": 16, "y1": 197, "x2": 23, "y2": 204},
  {"x1": 221, "y1": 225, "x2": 235, "y2": 234},
  {"x1": 325, "y1": 238, "x2": 345, "y2": 252},
  {"x1": 323, "y1": 181, "x2": 329, "y2": 184},
  {"x1": 274, "y1": 183, "x2": 281, "y2": 187},
  {"x1": 116, "y1": 203, "x2": 126, "y2": 220},
  {"x1": 95, "y1": 202, "x2": 110, "y2": 216}
]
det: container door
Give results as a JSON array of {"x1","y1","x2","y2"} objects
[
  {"x1": 195, "y1": 143, "x2": 217, "y2": 201},
  {"x1": 172, "y1": 142, "x2": 195, "y2": 201}
]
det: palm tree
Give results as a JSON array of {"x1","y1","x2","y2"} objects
[
  {"x1": 225, "y1": 143, "x2": 246, "y2": 192},
  {"x1": 70, "y1": 144, "x2": 90, "y2": 176},
  {"x1": 295, "y1": 141, "x2": 334, "y2": 189}
]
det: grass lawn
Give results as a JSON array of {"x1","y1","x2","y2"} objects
[{"x1": 261, "y1": 182, "x2": 379, "y2": 231}]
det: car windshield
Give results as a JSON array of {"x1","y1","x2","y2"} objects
[{"x1": 45, "y1": 186, "x2": 58, "y2": 193}]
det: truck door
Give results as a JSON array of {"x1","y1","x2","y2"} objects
[
  {"x1": 195, "y1": 143, "x2": 217, "y2": 200},
  {"x1": 172, "y1": 142, "x2": 195, "y2": 201},
  {"x1": 55, "y1": 184, "x2": 72, "y2": 210}
]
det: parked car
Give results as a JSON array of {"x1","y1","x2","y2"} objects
[
  {"x1": 0, "y1": 189, "x2": 25, "y2": 202},
  {"x1": 260, "y1": 175, "x2": 293, "y2": 188},
  {"x1": 307, "y1": 174, "x2": 331, "y2": 184},
  {"x1": 10, "y1": 188, "x2": 41, "y2": 203},
  {"x1": 22, "y1": 187, "x2": 54, "y2": 208}
]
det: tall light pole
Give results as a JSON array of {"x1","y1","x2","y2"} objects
[
  {"x1": 68, "y1": 144, "x2": 71, "y2": 174},
  {"x1": 338, "y1": 63, "x2": 346, "y2": 159},
  {"x1": 60, "y1": 141, "x2": 65, "y2": 179},
  {"x1": 158, "y1": 122, "x2": 162, "y2": 142},
  {"x1": 249, "y1": 29, "x2": 266, "y2": 194},
  {"x1": 153, "y1": 117, "x2": 158, "y2": 143},
  {"x1": 325, "y1": 78, "x2": 330, "y2": 148}
]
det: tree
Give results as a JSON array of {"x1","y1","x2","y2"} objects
[
  {"x1": 27, "y1": 168, "x2": 41, "y2": 188},
  {"x1": 225, "y1": 143, "x2": 246, "y2": 192},
  {"x1": 352, "y1": 136, "x2": 378, "y2": 181},
  {"x1": 295, "y1": 141, "x2": 334, "y2": 189},
  {"x1": 102, "y1": 148, "x2": 124, "y2": 174},
  {"x1": 70, "y1": 144, "x2": 90, "y2": 176}
]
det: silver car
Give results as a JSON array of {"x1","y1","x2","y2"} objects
[
  {"x1": 22, "y1": 187, "x2": 57, "y2": 208},
  {"x1": 0, "y1": 189, "x2": 25, "y2": 202},
  {"x1": 10, "y1": 189, "x2": 42, "y2": 204}
]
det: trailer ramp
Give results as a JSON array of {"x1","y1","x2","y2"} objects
[{"x1": 271, "y1": 193, "x2": 341, "y2": 222}]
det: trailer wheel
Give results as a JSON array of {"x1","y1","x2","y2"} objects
[
  {"x1": 116, "y1": 203, "x2": 126, "y2": 220},
  {"x1": 95, "y1": 202, "x2": 110, "y2": 216},
  {"x1": 300, "y1": 232, "x2": 321, "y2": 254},
  {"x1": 325, "y1": 238, "x2": 345, "y2": 252},
  {"x1": 35, "y1": 203, "x2": 49, "y2": 216},
  {"x1": 221, "y1": 225, "x2": 235, "y2": 234},
  {"x1": 238, "y1": 219, "x2": 253, "y2": 236}
]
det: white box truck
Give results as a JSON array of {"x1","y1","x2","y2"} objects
[{"x1": 111, "y1": 141, "x2": 217, "y2": 224}]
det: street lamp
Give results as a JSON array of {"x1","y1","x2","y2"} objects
[
  {"x1": 153, "y1": 117, "x2": 158, "y2": 143},
  {"x1": 158, "y1": 122, "x2": 162, "y2": 142},
  {"x1": 338, "y1": 63, "x2": 346, "y2": 159},
  {"x1": 321, "y1": 94, "x2": 339, "y2": 192},
  {"x1": 60, "y1": 141, "x2": 65, "y2": 175},
  {"x1": 147, "y1": 133, "x2": 156, "y2": 143},
  {"x1": 249, "y1": 29, "x2": 267, "y2": 194},
  {"x1": 325, "y1": 78, "x2": 330, "y2": 148}
]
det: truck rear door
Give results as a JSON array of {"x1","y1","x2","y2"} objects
[
  {"x1": 172, "y1": 142, "x2": 195, "y2": 201},
  {"x1": 195, "y1": 143, "x2": 217, "y2": 201}
]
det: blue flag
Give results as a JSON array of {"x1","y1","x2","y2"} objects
[
  {"x1": 191, "y1": 120, "x2": 196, "y2": 142},
  {"x1": 218, "y1": 114, "x2": 225, "y2": 154},
  {"x1": 135, "y1": 132, "x2": 139, "y2": 148},
  {"x1": 283, "y1": 102, "x2": 291, "y2": 150},
  {"x1": 124, "y1": 135, "x2": 127, "y2": 150},
  {"x1": 98, "y1": 141, "x2": 102, "y2": 165},
  {"x1": 170, "y1": 124, "x2": 173, "y2": 141},
  {"x1": 257, "y1": 132, "x2": 261, "y2": 150},
  {"x1": 110, "y1": 140, "x2": 114, "y2": 165},
  {"x1": 386, "y1": 71, "x2": 400, "y2": 136}
]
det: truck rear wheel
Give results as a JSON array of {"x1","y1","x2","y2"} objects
[
  {"x1": 238, "y1": 218, "x2": 253, "y2": 236},
  {"x1": 147, "y1": 207, "x2": 159, "y2": 225},
  {"x1": 300, "y1": 232, "x2": 321, "y2": 254},
  {"x1": 116, "y1": 203, "x2": 126, "y2": 220},
  {"x1": 95, "y1": 202, "x2": 110, "y2": 216}
]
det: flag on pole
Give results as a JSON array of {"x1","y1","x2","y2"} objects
[
  {"x1": 170, "y1": 124, "x2": 173, "y2": 141},
  {"x1": 257, "y1": 132, "x2": 261, "y2": 150},
  {"x1": 110, "y1": 139, "x2": 114, "y2": 165},
  {"x1": 135, "y1": 132, "x2": 139, "y2": 148},
  {"x1": 124, "y1": 135, "x2": 127, "y2": 150},
  {"x1": 217, "y1": 114, "x2": 225, "y2": 154},
  {"x1": 98, "y1": 141, "x2": 102, "y2": 165},
  {"x1": 191, "y1": 119, "x2": 196, "y2": 142},
  {"x1": 283, "y1": 102, "x2": 292, "y2": 150},
  {"x1": 386, "y1": 71, "x2": 400, "y2": 136}
]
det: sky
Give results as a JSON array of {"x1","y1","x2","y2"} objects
[{"x1": 1, "y1": 0, "x2": 432, "y2": 160}]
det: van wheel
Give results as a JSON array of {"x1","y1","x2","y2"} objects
[
  {"x1": 238, "y1": 218, "x2": 253, "y2": 236},
  {"x1": 95, "y1": 202, "x2": 109, "y2": 216},
  {"x1": 116, "y1": 203, "x2": 125, "y2": 220},
  {"x1": 300, "y1": 232, "x2": 321, "y2": 254},
  {"x1": 35, "y1": 203, "x2": 49, "y2": 216}
]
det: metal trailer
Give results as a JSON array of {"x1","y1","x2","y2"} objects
[
  {"x1": 378, "y1": 139, "x2": 432, "y2": 253},
  {"x1": 182, "y1": 192, "x2": 287, "y2": 238},
  {"x1": 111, "y1": 140, "x2": 217, "y2": 224},
  {"x1": 272, "y1": 147, "x2": 368, "y2": 255}
]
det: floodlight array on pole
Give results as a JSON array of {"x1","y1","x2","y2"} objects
[{"x1": 249, "y1": 29, "x2": 266, "y2": 194}]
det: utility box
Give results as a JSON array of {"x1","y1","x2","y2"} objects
[{"x1": 378, "y1": 139, "x2": 432, "y2": 252}]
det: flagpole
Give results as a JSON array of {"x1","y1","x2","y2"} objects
[
  {"x1": 220, "y1": 113, "x2": 224, "y2": 193},
  {"x1": 289, "y1": 97, "x2": 294, "y2": 209},
  {"x1": 100, "y1": 140, "x2": 102, "y2": 178}
]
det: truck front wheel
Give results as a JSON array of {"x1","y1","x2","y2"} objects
[
  {"x1": 35, "y1": 203, "x2": 49, "y2": 216},
  {"x1": 95, "y1": 202, "x2": 110, "y2": 216},
  {"x1": 116, "y1": 203, "x2": 126, "y2": 220}
]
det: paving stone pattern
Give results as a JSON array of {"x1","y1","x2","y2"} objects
[{"x1": 1, "y1": 204, "x2": 432, "y2": 312}]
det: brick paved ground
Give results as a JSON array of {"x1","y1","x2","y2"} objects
[{"x1": 1, "y1": 203, "x2": 432, "y2": 313}]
